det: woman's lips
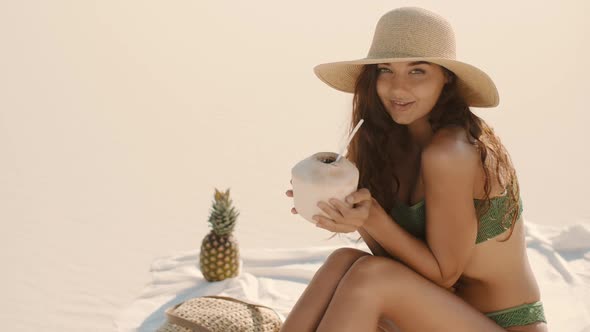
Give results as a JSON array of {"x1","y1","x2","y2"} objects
[{"x1": 391, "y1": 101, "x2": 415, "y2": 112}]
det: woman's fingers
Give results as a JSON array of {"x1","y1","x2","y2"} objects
[
  {"x1": 313, "y1": 198, "x2": 369, "y2": 232},
  {"x1": 315, "y1": 201, "x2": 344, "y2": 224},
  {"x1": 329, "y1": 198, "x2": 368, "y2": 220},
  {"x1": 285, "y1": 189, "x2": 297, "y2": 213},
  {"x1": 285, "y1": 183, "x2": 297, "y2": 213},
  {"x1": 345, "y1": 188, "x2": 372, "y2": 205},
  {"x1": 315, "y1": 216, "x2": 357, "y2": 233}
]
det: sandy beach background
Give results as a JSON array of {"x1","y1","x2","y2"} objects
[{"x1": 1, "y1": 0, "x2": 589, "y2": 331}]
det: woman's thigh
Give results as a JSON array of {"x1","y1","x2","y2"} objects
[
  {"x1": 329, "y1": 256, "x2": 518, "y2": 331},
  {"x1": 281, "y1": 247, "x2": 371, "y2": 332}
]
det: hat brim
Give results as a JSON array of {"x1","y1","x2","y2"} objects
[{"x1": 313, "y1": 57, "x2": 499, "y2": 108}]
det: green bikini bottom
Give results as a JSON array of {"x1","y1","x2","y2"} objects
[{"x1": 484, "y1": 301, "x2": 546, "y2": 328}]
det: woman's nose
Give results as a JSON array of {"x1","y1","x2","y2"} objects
[{"x1": 385, "y1": 75, "x2": 410, "y2": 92}]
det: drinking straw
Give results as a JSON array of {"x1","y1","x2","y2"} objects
[{"x1": 335, "y1": 119, "x2": 364, "y2": 164}]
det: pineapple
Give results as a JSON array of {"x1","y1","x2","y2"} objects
[{"x1": 199, "y1": 188, "x2": 240, "y2": 282}]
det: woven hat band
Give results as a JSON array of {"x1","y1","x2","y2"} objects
[{"x1": 367, "y1": 7, "x2": 456, "y2": 59}]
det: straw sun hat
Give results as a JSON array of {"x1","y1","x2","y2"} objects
[{"x1": 313, "y1": 7, "x2": 499, "y2": 108}]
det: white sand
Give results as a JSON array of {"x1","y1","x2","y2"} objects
[{"x1": 2, "y1": 1, "x2": 590, "y2": 331}]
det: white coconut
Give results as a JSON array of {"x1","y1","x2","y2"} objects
[{"x1": 291, "y1": 151, "x2": 359, "y2": 224}]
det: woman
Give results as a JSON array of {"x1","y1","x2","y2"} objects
[{"x1": 281, "y1": 7, "x2": 548, "y2": 332}]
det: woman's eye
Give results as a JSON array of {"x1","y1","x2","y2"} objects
[{"x1": 377, "y1": 67, "x2": 424, "y2": 75}]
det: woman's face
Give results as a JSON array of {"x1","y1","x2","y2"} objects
[{"x1": 375, "y1": 61, "x2": 448, "y2": 126}]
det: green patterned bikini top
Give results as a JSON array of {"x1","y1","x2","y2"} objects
[{"x1": 390, "y1": 193, "x2": 523, "y2": 244}]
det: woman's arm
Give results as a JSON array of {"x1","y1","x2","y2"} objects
[
  {"x1": 363, "y1": 203, "x2": 451, "y2": 285},
  {"x1": 357, "y1": 224, "x2": 394, "y2": 259},
  {"x1": 363, "y1": 135, "x2": 479, "y2": 288}
]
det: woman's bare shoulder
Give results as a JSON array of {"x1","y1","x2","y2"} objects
[
  {"x1": 431, "y1": 125, "x2": 474, "y2": 145},
  {"x1": 425, "y1": 126, "x2": 478, "y2": 158},
  {"x1": 430, "y1": 126, "x2": 508, "y2": 198}
]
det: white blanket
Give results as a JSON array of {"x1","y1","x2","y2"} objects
[{"x1": 115, "y1": 221, "x2": 590, "y2": 331}]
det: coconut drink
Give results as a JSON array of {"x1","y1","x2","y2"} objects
[
  {"x1": 291, "y1": 151, "x2": 360, "y2": 224},
  {"x1": 290, "y1": 119, "x2": 364, "y2": 224}
]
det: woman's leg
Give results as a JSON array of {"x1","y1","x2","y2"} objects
[
  {"x1": 316, "y1": 255, "x2": 535, "y2": 332},
  {"x1": 280, "y1": 247, "x2": 370, "y2": 332}
]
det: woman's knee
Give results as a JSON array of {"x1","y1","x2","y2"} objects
[
  {"x1": 343, "y1": 255, "x2": 406, "y2": 287},
  {"x1": 325, "y1": 247, "x2": 371, "y2": 267},
  {"x1": 328, "y1": 256, "x2": 397, "y2": 305},
  {"x1": 309, "y1": 248, "x2": 371, "y2": 288}
]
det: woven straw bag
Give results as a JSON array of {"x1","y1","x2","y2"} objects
[{"x1": 157, "y1": 295, "x2": 282, "y2": 332}]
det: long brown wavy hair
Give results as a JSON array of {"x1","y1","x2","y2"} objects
[{"x1": 341, "y1": 63, "x2": 521, "y2": 243}]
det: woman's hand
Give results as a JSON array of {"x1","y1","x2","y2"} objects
[
  {"x1": 285, "y1": 179, "x2": 297, "y2": 214},
  {"x1": 313, "y1": 188, "x2": 373, "y2": 233}
]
